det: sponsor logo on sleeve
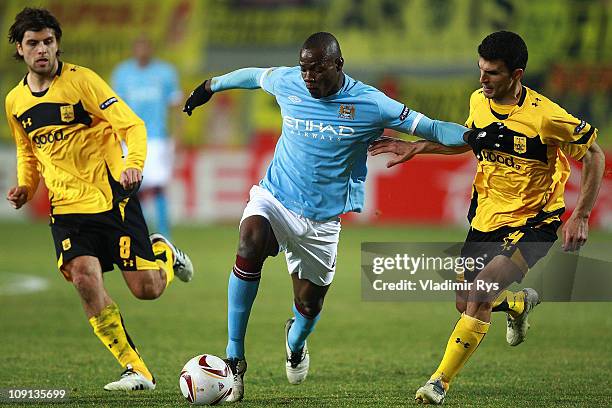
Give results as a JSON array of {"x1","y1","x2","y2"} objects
[
  {"x1": 100, "y1": 97, "x2": 118, "y2": 110},
  {"x1": 399, "y1": 105, "x2": 410, "y2": 121},
  {"x1": 574, "y1": 120, "x2": 586, "y2": 135}
]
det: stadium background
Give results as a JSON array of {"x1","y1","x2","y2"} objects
[
  {"x1": 0, "y1": 1, "x2": 611, "y2": 407},
  {"x1": 0, "y1": 0, "x2": 610, "y2": 225}
]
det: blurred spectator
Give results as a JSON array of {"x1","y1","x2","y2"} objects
[{"x1": 111, "y1": 35, "x2": 182, "y2": 237}]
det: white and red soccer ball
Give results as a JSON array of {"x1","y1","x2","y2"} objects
[{"x1": 179, "y1": 354, "x2": 233, "y2": 405}]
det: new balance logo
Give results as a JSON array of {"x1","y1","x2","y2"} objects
[{"x1": 455, "y1": 337, "x2": 470, "y2": 349}]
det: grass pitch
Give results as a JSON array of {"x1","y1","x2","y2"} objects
[{"x1": 1, "y1": 221, "x2": 611, "y2": 407}]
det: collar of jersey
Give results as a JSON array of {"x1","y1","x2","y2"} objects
[
  {"x1": 488, "y1": 85, "x2": 527, "y2": 120},
  {"x1": 23, "y1": 60, "x2": 63, "y2": 97}
]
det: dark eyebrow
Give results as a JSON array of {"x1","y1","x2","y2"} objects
[
  {"x1": 299, "y1": 58, "x2": 331, "y2": 68},
  {"x1": 26, "y1": 36, "x2": 54, "y2": 43},
  {"x1": 478, "y1": 63, "x2": 499, "y2": 74}
]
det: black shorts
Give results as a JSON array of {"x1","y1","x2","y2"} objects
[
  {"x1": 460, "y1": 221, "x2": 561, "y2": 282},
  {"x1": 50, "y1": 197, "x2": 158, "y2": 279}
]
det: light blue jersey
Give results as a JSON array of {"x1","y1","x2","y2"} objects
[
  {"x1": 211, "y1": 66, "x2": 467, "y2": 221},
  {"x1": 111, "y1": 59, "x2": 181, "y2": 140}
]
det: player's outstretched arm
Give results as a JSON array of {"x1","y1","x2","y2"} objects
[
  {"x1": 183, "y1": 68, "x2": 268, "y2": 115},
  {"x1": 411, "y1": 115, "x2": 469, "y2": 147},
  {"x1": 562, "y1": 141, "x2": 605, "y2": 252},
  {"x1": 368, "y1": 138, "x2": 470, "y2": 168},
  {"x1": 6, "y1": 185, "x2": 29, "y2": 209}
]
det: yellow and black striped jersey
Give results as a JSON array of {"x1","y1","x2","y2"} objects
[
  {"x1": 465, "y1": 86, "x2": 598, "y2": 232},
  {"x1": 5, "y1": 61, "x2": 147, "y2": 215}
]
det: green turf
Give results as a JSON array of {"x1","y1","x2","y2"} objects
[{"x1": 1, "y1": 221, "x2": 611, "y2": 407}]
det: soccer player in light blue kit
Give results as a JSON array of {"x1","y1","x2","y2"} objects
[
  {"x1": 183, "y1": 32, "x2": 470, "y2": 402},
  {"x1": 112, "y1": 36, "x2": 182, "y2": 237}
]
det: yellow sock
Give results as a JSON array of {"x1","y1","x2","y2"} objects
[
  {"x1": 430, "y1": 313, "x2": 490, "y2": 388},
  {"x1": 491, "y1": 290, "x2": 525, "y2": 318},
  {"x1": 89, "y1": 303, "x2": 153, "y2": 381},
  {"x1": 152, "y1": 241, "x2": 174, "y2": 288}
]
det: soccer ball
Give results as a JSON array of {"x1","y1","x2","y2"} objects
[{"x1": 179, "y1": 354, "x2": 233, "y2": 405}]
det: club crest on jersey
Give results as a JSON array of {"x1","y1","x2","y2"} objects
[
  {"x1": 513, "y1": 136, "x2": 527, "y2": 154},
  {"x1": 338, "y1": 104, "x2": 355, "y2": 120},
  {"x1": 60, "y1": 105, "x2": 74, "y2": 122},
  {"x1": 62, "y1": 238, "x2": 71, "y2": 251}
]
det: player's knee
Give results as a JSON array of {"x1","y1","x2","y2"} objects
[
  {"x1": 71, "y1": 272, "x2": 96, "y2": 292},
  {"x1": 68, "y1": 263, "x2": 100, "y2": 291},
  {"x1": 466, "y1": 300, "x2": 493, "y2": 315},
  {"x1": 237, "y1": 231, "x2": 268, "y2": 263},
  {"x1": 130, "y1": 272, "x2": 164, "y2": 300},
  {"x1": 455, "y1": 300, "x2": 467, "y2": 314},
  {"x1": 295, "y1": 297, "x2": 323, "y2": 318},
  {"x1": 238, "y1": 216, "x2": 276, "y2": 262}
]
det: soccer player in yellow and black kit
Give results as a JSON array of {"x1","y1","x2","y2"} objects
[
  {"x1": 369, "y1": 31, "x2": 605, "y2": 404},
  {"x1": 5, "y1": 7, "x2": 194, "y2": 392}
]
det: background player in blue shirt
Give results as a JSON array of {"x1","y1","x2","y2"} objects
[
  {"x1": 184, "y1": 32, "x2": 472, "y2": 402},
  {"x1": 112, "y1": 36, "x2": 182, "y2": 237}
]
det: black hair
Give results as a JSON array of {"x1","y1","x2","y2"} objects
[
  {"x1": 8, "y1": 7, "x2": 62, "y2": 60},
  {"x1": 302, "y1": 32, "x2": 342, "y2": 60},
  {"x1": 478, "y1": 30, "x2": 527, "y2": 72}
]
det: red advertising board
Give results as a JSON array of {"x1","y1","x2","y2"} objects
[{"x1": 25, "y1": 144, "x2": 612, "y2": 229}]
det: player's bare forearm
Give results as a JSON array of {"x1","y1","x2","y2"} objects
[
  {"x1": 573, "y1": 142, "x2": 605, "y2": 218},
  {"x1": 413, "y1": 140, "x2": 471, "y2": 155},
  {"x1": 369, "y1": 138, "x2": 469, "y2": 168},
  {"x1": 562, "y1": 142, "x2": 605, "y2": 251}
]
